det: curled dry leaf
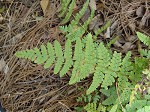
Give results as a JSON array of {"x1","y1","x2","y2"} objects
[
  {"x1": 40, "y1": 0, "x2": 50, "y2": 16},
  {"x1": 128, "y1": 22, "x2": 136, "y2": 34},
  {"x1": 0, "y1": 58, "x2": 6, "y2": 71},
  {"x1": 0, "y1": 14, "x2": 4, "y2": 23},
  {"x1": 128, "y1": 35, "x2": 137, "y2": 42},
  {"x1": 140, "y1": 9, "x2": 150, "y2": 27},
  {"x1": 0, "y1": 58, "x2": 9, "y2": 74},
  {"x1": 110, "y1": 20, "x2": 118, "y2": 35},
  {"x1": 136, "y1": 6, "x2": 146, "y2": 17},
  {"x1": 114, "y1": 40, "x2": 122, "y2": 48},
  {"x1": 9, "y1": 32, "x2": 26, "y2": 44},
  {"x1": 121, "y1": 42, "x2": 134, "y2": 53},
  {"x1": 89, "y1": 14, "x2": 104, "y2": 31},
  {"x1": 104, "y1": 27, "x2": 110, "y2": 38}
]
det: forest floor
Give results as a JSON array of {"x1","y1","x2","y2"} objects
[{"x1": 0, "y1": 0, "x2": 150, "y2": 112}]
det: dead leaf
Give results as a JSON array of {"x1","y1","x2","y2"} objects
[
  {"x1": 4, "y1": 64, "x2": 9, "y2": 74},
  {"x1": 110, "y1": 20, "x2": 118, "y2": 35},
  {"x1": 128, "y1": 22, "x2": 135, "y2": 34},
  {"x1": 140, "y1": 9, "x2": 150, "y2": 27},
  {"x1": 40, "y1": 0, "x2": 50, "y2": 16},
  {"x1": 89, "y1": 14, "x2": 104, "y2": 31},
  {"x1": 121, "y1": 42, "x2": 134, "y2": 53},
  {"x1": 0, "y1": 58, "x2": 9, "y2": 74},
  {"x1": 9, "y1": 32, "x2": 26, "y2": 44},
  {"x1": 89, "y1": 0, "x2": 96, "y2": 10},
  {"x1": 128, "y1": 35, "x2": 137, "y2": 42},
  {"x1": 136, "y1": 6, "x2": 146, "y2": 17},
  {"x1": 0, "y1": 14, "x2": 4, "y2": 23},
  {"x1": 114, "y1": 40, "x2": 122, "y2": 48},
  {"x1": 104, "y1": 27, "x2": 110, "y2": 38},
  {"x1": 0, "y1": 58, "x2": 6, "y2": 71},
  {"x1": 81, "y1": 7, "x2": 91, "y2": 22}
]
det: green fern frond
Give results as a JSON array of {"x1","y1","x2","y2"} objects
[
  {"x1": 60, "y1": 0, "x2": 76, "y2": 24},
  {"x1": 140, "y1": 49, "x2": 150, "y2": 59},
  {"x1": 137, "y1": 32, "x2": 150, "y2": 48},
  {"x1": 137, "y1": 106, "x2": 150, "y2": 112},
  {"x1": 100, "y1": 87, "x2": 118, "y2": 105},
  {"x1": 78, "y1": 33, "x2": 96, "y2": 80},
  {"x1": 82, "y1": 8, "x2": 95, "y2": 30},
  {"x1": 94, "y1": 21, "x2": 111, "y2": 37},
  {"x1": 87, "y1": 43, "x2": 111, "y2": 94},
  {"x1": 125, "y1": 99, "x2": 150, "y2": 112},
  {"x1": 84, "y1": 103, "x2": 106, "y2": 112},
  {"x1": 69, "y1": 37, "x2": 84, "y2": 84},
  {"x1": 60, "y1": 39, "x2": 73, "y2": 77},
  {"x1": 70, "y1": 0, "x2": 89, "y2": 26},
  {"x1": 44, "y1": 42, "x2": 55, "y2": 69},
  {"x1": 53, "y1": 41, "x2": 64, "y2": 74},
  {"x1": 59, "y1": 2, "x2": 95, "y2": 41},
  {"x1": 58, "y1": 0, "x2": 71, "y2": 17}
]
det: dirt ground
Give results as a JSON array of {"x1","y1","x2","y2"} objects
[{"x1": 0, "y1": 0, "x2": 149, "y2": 112}]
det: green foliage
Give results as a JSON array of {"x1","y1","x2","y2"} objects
[
  {"x1": 16, "y1": 1, "x2": 150, "y2": 111},
  {"x1": 16, "y1": 34, "x2": 135, "y2": 96},
  {"x1": 60, "y1": 0, "x2": 76, "y2": 24},
  {"x1": 58, "y1": 0, "x2": 71, "y2": 17},
  {"x1": 136, "y1": 32, "x2": 150, "y2": 48},
  {"x1": 94, "y1": 21, "x2": 111, "y2": 37},
  {"x1": 84, "y1": 103, "x2": 106, "y2": 112},
  {"x1": 137, "y1": 106, "x2": 150, "y2": 112},
  {"x1": 125, "y1": 100, "x2": 150, "y2": 112},
  {"x1": 70, "y1": 0, "x2": 90, "y2": 26},
  {"x1": 15, "y1": 39, "x2": 72, "y2": 76}
]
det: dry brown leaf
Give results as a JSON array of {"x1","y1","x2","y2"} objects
[
  {"x1": 9, "y1": 32, "x2": 26, "y2": 44},
  {"x1": 0, "y1": 58, "x2": 6, "y2": 71},
  {"x1": 104, "y1": 27, "x2": 110, "y2": 38},
  {"x1": 128, "y1": 35, "x2": 137, "y2": 42},
  {"x1": 89, "y1": 0, "x2": 96, "y2": 10},
  {"x1": 110, "y1": 20, "x2": 118, "y2": 34},
  {"x1": 81, "y1": 7, "x2": 91, "y2": 22},
  {"x1": 0, "y1": 14, "x2": 4, "y2": 23},
  {"x1": 114, "y1": 40, "x2": 122, "y2": 48},
  {"x1": 89, "y1": 14, "x2": 104, "y2": 31},
  {"x1": 136, "y1": 6, "x2": 146, "y2": 17},
  {"x1": 140, "y1": 9, "x2": 150, "y2": 27},
  {"x1": 128, "y1": 22, "x2": 135, "y2": 34},
  {"x1": 122, "y1": 42, "x2": 134, "y2": 53},
  {"x1": 40, "y1": 0, "x2": 50, "y2": 16},
  {"x1": 0, "y1": 58, "x2": 9, "y2": 74},
  {"x1": 4, "y1": 64, "x2": 9, "y2": 74}
]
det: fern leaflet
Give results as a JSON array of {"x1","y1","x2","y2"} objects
[
  {"x1": 53, "y1": 41, "x2": 64, "y2": 74},
  {"x1": 137, "y1": 32, "x2": 150, "y2": 48}
]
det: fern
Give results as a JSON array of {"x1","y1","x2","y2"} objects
[
  {"x1": 70, "y1": 0, "x2": 89, "y2": 26},
  {"x1": 60, "y1": 0, "x2": 76, "y2": 24},
  {"x1": 16, "y1": 0, "x2": 150, "y2": 110},
  {"x1": 84, "y1": 103, "x2": 106, "y2": 112},
  {"x1": 53, "y1": 41, "x2": 64, "y2": 74},
  {"x1": 59, "y1": 0, "x2": 95, "y2": 41},
  {"x1": 44, "y1": 42, "x2": 55, "y2": 69},
  {"x1": 60, "y1": 39, "x2": 73, "y2": 77},
  {"x1": 58, "y1": 0, "x2": 71, "y2": 17},
  {"x1": 125, "y1": 100, "x2": 150, "y2": 112},
  {"x1": 94, "y1": 21, "x2": 111, "y2": 37},
  {"x1": 136, "y1": 32, "x2": 150, "y2": 48},
  {"x1": 137, "y1": 106, "x2": 150, "y2": 112}
]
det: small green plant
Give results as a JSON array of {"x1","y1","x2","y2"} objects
[{"x1": 15, "y1": 0, "x2": 150, "y2": 111}]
